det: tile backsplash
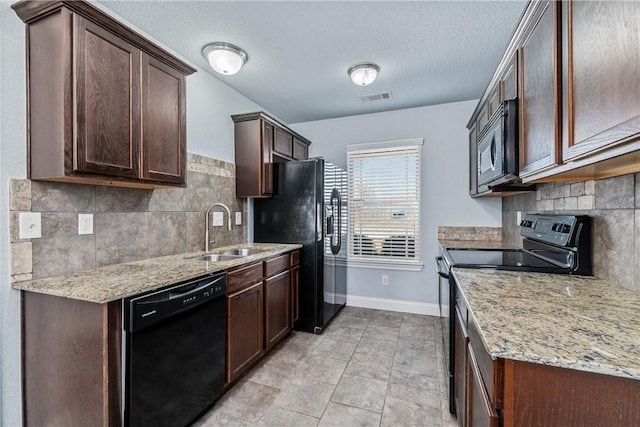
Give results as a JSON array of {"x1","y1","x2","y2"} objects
[
  {"x1": 437, "y1": 226, "x2": 502, "y2": 242},
  {"x1": 9, "y1": 153, "x2": 247, "y2": 281},
  {"x1": 503, "y1": 173, "x2": 639, "y2": 291}
]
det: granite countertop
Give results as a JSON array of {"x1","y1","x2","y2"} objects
[
  {"x1": 13, "y1": 243, "x2": 302, "y2": 304},
  {"x1": 452, "y1": 268, "x2": 640, "y2": 380}
]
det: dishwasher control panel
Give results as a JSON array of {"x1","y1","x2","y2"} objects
[{"x1": 124, "y1": 272, "x2": 227, "y2": 332}]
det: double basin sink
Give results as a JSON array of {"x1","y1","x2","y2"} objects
[{"x1": 190, "y1": 247, "x2": 267, "y2": 262}]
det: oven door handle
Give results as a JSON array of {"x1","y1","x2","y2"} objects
[{"x1": 435, "y1": 256, "x2": 450, "y2": 279}]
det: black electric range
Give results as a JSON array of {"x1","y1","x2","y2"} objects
[{"x1": 435, "y1": 214, "x2": 592, "y2": 416}]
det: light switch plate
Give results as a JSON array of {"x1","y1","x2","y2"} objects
[
  {"x1": 19, "y1": 212, "x2": 42, "y2": 239},
  {"x1": 78, "y1": 213, "x2": 94, "y2": 235},
  {"x1": 212, "y1": 212, "x2": 224, "y2": 226},
  {"x1": 235, "y1": 212, "x2": 242, "y2": 226}
]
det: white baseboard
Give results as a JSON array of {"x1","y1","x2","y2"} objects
[{"x1": 346, "y1": 295, "x2": 442, "y2": 317}]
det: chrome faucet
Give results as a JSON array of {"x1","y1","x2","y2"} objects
[{"x1": 205, "y1": 203, "x2": 233, "y2": 252}]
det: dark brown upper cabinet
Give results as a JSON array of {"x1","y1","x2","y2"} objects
[
  {"x1": 12, "y1": 0, "x2": 195, "y2": 189},
  {"x1": 292, "y1": 138, "x2": 309, "y2": 160},
  {"x1": 468, "y1": 124, "x2": 479, "y2": 196},
  {"x1": 500, "y1": 52, "x2": 518, "y2": 102},
  {"x1": 232, "y1": 112, "x2": 311, "y2": 198},
  {"x1": 518, "y1": 0, "x2": 561, "y2": 178},
  {"x1": 141, "y1": 54, "x2": 187, "y2": 184},
  {"x1": 561, "y1": 0, "x2": 640, "y2": 162},
  {"x1": 274, "y1": 127, "x2": 294, "y2": 158},
  {"x1": 467, "y1": 0, "x2": 640, "y2": 190}
]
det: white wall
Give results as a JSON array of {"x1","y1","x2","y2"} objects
[
  {"x1": 1, "y1": 4, "x2": 27, "y2": 425},
  {"x1": 291, "y1": 101, "x2": 502, "y2": 314},
  {"x1": 186, "y1": 68, "x2": 262, "y2": 163},
  {"x1": 0, "y1": 3, "x2": 262, "y2": 424}
]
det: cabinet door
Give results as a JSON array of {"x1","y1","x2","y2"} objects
[
  {"x1": 293, "y1": 138, "x2": 308, "y2": 160},
  {"x1": 291, "y1": 265, "x2": 300, "y2": 327},
  {"x1": 500, "y1": 52, "x2": 518, "y2": 102},
  {"x1": 562, "y1": 1, "x2": 640, "y2": 161},
  {"x1": 467, "y1": 344, "x2": 499, "y2": 427},
  {"x1": 74, "y1": 15, "x2": 141, "y2": 178},
  {"x1": 454, "y1": 306, "x2": 468, "y2": 425},
  {"x1": 274, "y1": 127, "x2": 293, "y2": 158},
  {"x1": 519, "y1": 1, "x2": 561, "y2": 177},
  {"x1": 227, "y1": 282, "x2": 264, "y2": 383},
  {"x1": 265, "y1": 270, "x2": 291, "y2": 350},
  {"x1": 261, "y1": 121, "x2": 274, "y2": 195},
  {"x1": 469, "y1": 125, "x2": 478, "y2": 196},
  {"x1": 141, "y1": 53, "x2": 186, "y2": 184},
  {"x1": 487, "y1": 87, "x2": 500, "y2": 118},
  {"x1": 477, "y1": 103, "x2": 489, "y2": 131}
]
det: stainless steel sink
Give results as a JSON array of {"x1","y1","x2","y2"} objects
[
  {"x1": 188, "y1": 247, "x2": 267, "y2": 262},
  {"x1": 191, "y1": 254, "x2": 242, "y2": 262},
  {"x1": 222, "y1": 247, "x2": 267, "y2": 256}
]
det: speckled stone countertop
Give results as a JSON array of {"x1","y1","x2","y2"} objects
[
  {"x1": 12, "y1": 243, "x2": 302, "y2": 304},
  {"x1": 452, "y1": 268, "x2": 640, "y2": 380}
]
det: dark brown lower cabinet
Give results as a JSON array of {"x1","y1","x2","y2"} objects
[
  {"x1": 502, "y1": 360, "x2": 640, "y2": 427},
  {"x1": 456, "y1": 282, "x2": 640, "y2": 427},
  {"x1": 226, "y1": 250, "x2": 298, "y2": 385},
  {"x1": 265, "y1": 270, "x2": 291, "y2": 350},
  {"x1": 226, "y1": 281, "x2": 265, "y2": 384},
  {"x1": 467, "y1": 344, "x2": 499, "y2": 427},
  {"x1": 454, "y1": 307, "x2": 468, "y2": 425},
  {"x1": 290, "y1": 265, "x2": 300, "y2": 328},
  {"x1": 22, "y1": 292, "x2": 122, "y2": 427}
]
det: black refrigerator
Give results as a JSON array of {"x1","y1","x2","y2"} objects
[{"x1": 253, "y1": 158, "x2": 347, "y2": 334}]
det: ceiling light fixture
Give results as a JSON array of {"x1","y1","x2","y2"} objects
[
  {"x1": 348, "y1": 63, "x2": 380, "y2": 86},
  {"x1": 202, "y1": 42, "x2": 248, "y2": 75}
]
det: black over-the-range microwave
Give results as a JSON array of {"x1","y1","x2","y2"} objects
[{"x1": 477, "y1": 99, "x2": 519, "y2": 187}]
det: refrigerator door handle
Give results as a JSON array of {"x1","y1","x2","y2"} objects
[
  {"x1": 317, "y1": 203, "x2": 323, "y2": 242},
  {"x1": 330, "y1": 188, "x2": 342, "y2": 255}
]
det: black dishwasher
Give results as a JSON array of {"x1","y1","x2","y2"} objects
[{"x1": 124, "y1": 271, "x2": 227, "y2": 427}]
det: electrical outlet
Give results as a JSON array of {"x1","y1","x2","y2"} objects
[
  {"x1": 19, "y1": 212, "x2": 41, "y2": 239},
  {"x1": 78, "y1": 213, "x2": 93, "y2": 235},
  {"x1": 235, "y1": 212, "x2": 242, "y2": 226},
  {"x1": 382, "y1": 275, "x2": 389, "y2": 285},
  {"x1": 212, "y1": 212, "x2": 224, "y2": 226},
  {"x1": 516, "y1": 211, "x2": 522, "y2": 225}
]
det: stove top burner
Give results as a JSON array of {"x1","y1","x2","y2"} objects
[
  {"x1": 441, "y1": 214, "x2": 592, "y2": 276},
  {"x1": 443, "y1": 248, "x2": 569, "y2": 273}
]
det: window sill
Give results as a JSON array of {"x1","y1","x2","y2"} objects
[{"x1": 347, "y1": 258, "x2": 423, "y2": 272}]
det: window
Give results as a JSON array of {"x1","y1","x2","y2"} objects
[{"x1": 347, "y1": 138, "x2": 422, "y2": 267}]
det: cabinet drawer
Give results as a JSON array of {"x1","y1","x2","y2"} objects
[
  {"x1": 228, "y1": 262, "x2": 264, "y2": 294},
  {"x1": 455, "y1": 282, "x2": 468, "y2": 326},
  {"x1": 290, "y1": 250, "x2": 300, "y2": 266},
  {"x1": 265, "y1": 254, "x2": 290, "y2": 277},
  {"x1": 468, "y1": 314, "x2": 503, "y2": 407}
]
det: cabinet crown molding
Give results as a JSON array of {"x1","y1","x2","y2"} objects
[{"x1": 12, "y1": 0, "x2": 196, "y2": 75}]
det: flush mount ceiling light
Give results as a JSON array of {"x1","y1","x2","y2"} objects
[
  {"x1": 348, "y1": 63, "x2": 380, "y2": 86},
  {"x1": 202, "y1": 42, "x2": 248, "y2": 75}
]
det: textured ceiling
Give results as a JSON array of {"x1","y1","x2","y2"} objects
[{"x1": 99, "y1": 1, "x2": 527, "y2": 124}]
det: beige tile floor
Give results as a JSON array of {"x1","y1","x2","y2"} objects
[{"x1": 194, "y1": 306, "x2": 458, "y2": 427}]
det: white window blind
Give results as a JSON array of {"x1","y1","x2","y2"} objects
[{"x1": 347, "y1": 139, "x2": 422, "y2": 263}]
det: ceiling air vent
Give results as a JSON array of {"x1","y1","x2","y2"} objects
[{"x1": 359, "y1": 92, "x2": 391, "y2": 103}]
